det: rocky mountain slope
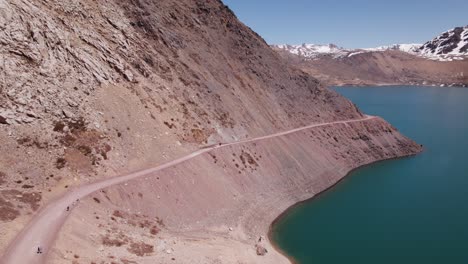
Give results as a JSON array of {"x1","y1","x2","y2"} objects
[
  {"x1": 419, "y1": 26, "x2": 468, "y2": 59},
  {"x1": 273, "y1": 26, "x2": 468, "y2": 86},
  {"x1": 0, "y1": 0, "x2": 421, "y2": 263}
]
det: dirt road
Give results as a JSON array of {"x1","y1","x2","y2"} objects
[{"x1": 0, "y1": 115, "x2": 375, "y2": 264}]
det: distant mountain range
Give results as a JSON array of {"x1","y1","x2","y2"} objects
[
  {"x1": 272, "y1": 26, "x2": 468, "y2": 62},
  {"x1": 272, "y1": 26, "x2": 468, "y2": 87}
]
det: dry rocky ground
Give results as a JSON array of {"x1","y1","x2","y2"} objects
[{"x1": 1, "y1": 0, "x2": 421, "y2": 263}]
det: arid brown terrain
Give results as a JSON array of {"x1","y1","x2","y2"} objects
[
  {"x1": 277, "y1": 49, "x2": 468, "y2": 86},
  {"x1": 0, "y1": 0, "x2": 421, "y2": 263},
  {"x1": 273, "y1": 49, "x2": 468, "y2": 87}
]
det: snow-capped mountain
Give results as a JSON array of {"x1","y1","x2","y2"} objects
[
  {"x1": 273, "y1": 44, "x2": 349, "y2": 59},
  {"x1": 419, "y1": 26, "x2": 468, "y2": 59},
  {"x1": 273, "y1": 26, "x2": 468, "y2": 61},
  {"x1": 272, "y1": 43, "x2": 422, "y2": 60},
  {"x1": 347, "y1": 44, "x2": 422, "y2": 58},
  {"x1": 364, "y1": 44, "x2": 421, "y2": 53}
]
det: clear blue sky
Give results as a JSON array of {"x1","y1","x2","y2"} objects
[{"x1": 222, "y1": 0, "x2": 468, "y2": 48}]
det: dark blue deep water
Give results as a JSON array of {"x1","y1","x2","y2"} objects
[{"x1": 272, "y1": 86, "x2": 468, "y2": 264}]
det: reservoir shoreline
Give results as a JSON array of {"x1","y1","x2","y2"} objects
[{"x1": 268, "y1": 151, "x2": 422, "y2": 264}]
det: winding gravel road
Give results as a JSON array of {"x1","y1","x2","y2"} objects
[{"x1": 0, "y1": 115, "x2": 375, "y2": 264}]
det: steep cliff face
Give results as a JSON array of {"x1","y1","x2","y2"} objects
[
  {"x1": 0, "y1": 0, "x2": 359, "y2": 128},
  {"x1": 0, "y1": 0, "x2": 421, "y2": 263}
]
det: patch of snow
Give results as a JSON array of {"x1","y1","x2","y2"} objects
[
  {"x1": 363, "y1": 43, "x2": 421, "y2": 54},
  {"x1": 347, "y1": 51, "x2": 366, "y2": 57}
]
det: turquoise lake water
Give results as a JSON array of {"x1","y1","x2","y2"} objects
[{"x1": 272, "y1": 86, "x2": 468, "y2": 264}]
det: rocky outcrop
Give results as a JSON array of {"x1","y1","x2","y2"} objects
[{"x1": 0, "y1": 0, "x2": 122, "y2": 125}]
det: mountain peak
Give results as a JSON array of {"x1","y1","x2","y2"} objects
[
  {"x1": 272, "y1": 43, "x2": 348, "y2": 59},
  {"x1": 419, "y1": 26, "x2": 468, "y2": 58}
]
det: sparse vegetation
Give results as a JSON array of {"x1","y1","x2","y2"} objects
[
  {"x1": 244, "y1": 152, "x2": 258, "y2": 166},
  {"x1": 0, "y1": 190, "x2": 42, "y2": 221},
  {"x1": 56, "y1": 158, "x2": 67, "y2": 169},
  {"x1": 127, "y1": 242, "x2": 154, "y2": 257},
  {"x1": 209, "y1": 154, "x2": 218, "y2": 164},
  {"x1": 190, "y1": 128, "x2": 207, "y2": 143},
  {"x1": 0, "y1": 196, "x2": 20, "y2": 221},
  {"x1": 232, "y1": 150, "x2": 260, "y2": 173},
  {"x1": 54, "y1": 117, "x2": 112, "y2": 171},
  {"x1": 150, "y1": 226, "x2": 160, "y2": 235},
  {"x1": 156, "y1": 217, "x2": 165, "y2": 227},
  {"x1": 67, "y1": 118, "x2": 87, "y2": 133},
  {"x1": 16, "y1": 192, "x2": 42, "y2": 211},
  {"x1": 163, "y1": 121, "x2": 176, "y2": 129},
  {"x1": 112, "y1": 210, "x2": 124, "y2": 218},
  {"x1": 16, "y1": 136, "x2": 49, "y2": 149},
  {"x1": 102, "y1": 235, "x2": 127, "y2": 247}
]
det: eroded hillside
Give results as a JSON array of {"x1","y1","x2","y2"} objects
[{"x1": 0, "y1": 0, "x2": 421, "y2": 263}]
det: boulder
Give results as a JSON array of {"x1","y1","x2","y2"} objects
[{"x1": 0, "y1": 115, "x2": 8, "y2": 124}]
